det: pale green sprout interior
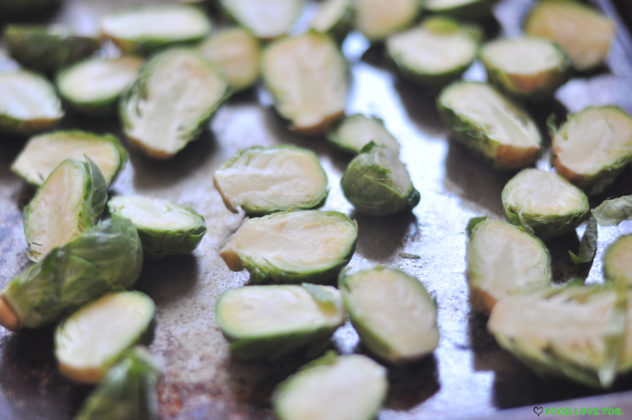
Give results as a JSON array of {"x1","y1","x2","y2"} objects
[
  {"x1": 355, "y1": 0, "x2": 419, "y2": 40},
  {"x1": 482, "y1": 37, "x2": 563, "y2": 74},
  {"x1": 605, "y1": 236, "x2": 632, "y2": 284},
  {"x1": 335, "y1": 115, "x2": 400, "y2": 154},
  {"x1": 108, "y1": 196, "x2": 201, "y2": 231},
  {"x1": 426, "y1": 0, "x2": 479, "y2": 10},
  {"x1": 0, "y1": 72, "x2": 62, "y2": 120},
  {"x1": 311, "y1": 0, "x2": 347, "y2": 32},
  {"x1": 223, "y1": 0, "x2": 303, "y2": 39}
]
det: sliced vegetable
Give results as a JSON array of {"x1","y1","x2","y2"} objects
[
  {"x1": 107, "y1": 195, "x2": 206, "y2": 258},
  {"x1": 354, "y1": 0, "x2": 420, "y2": 41},
  {"x1": 120, "y1": 48, "x2": 228, "y2": 159},
  {"x1": 603, "y1": 235, "x2": 632, "y2": 286},
  {"x1": 262, "y1": 33, "x2": 348, "y2": 133},
  {"x1": 341, "y1": 143, "x2": 419, "y2": 216},
  {"x1": 55, "y1": 291, "x2": 155, "y2": 384},
  {"x1": 23, "y1": 158, "x2": 107, "y2": 261},
  {"x1": 466, "y1": 218, "x2": 551, "y2": 314},
  {"x1": 11, "y1": 130, "x2": 127, "y2": 186},
  {"x1": 501, "y1": 168, "x2": 589, "y2": 239},
  {"x1": 326, "y1": 114, "x2": 400, "y2": 155},
  {"x1": 273, "y1": 352, "x2": 388, "y2": 420},
  {"x1": 552, "y1": 106, "x2": 632, "y2": 195},
  {"x1": 220, "y1": 210, "x2": 357, "y2": 284},
  {"x1": 220, "y1": 0, "x2": 304, "y2": 40},
  {"x1": 100, "y1": 4, "x2": 212, "y2": 55},
  {"x1": 437, "y1": 81, "x2": 542, "y2": 169},
  {"x1": 386, "y1": 17, "x2": 481, "y2": 87},
  {"x1": 310, "y1": 0, "x2": 352, "y2": 42},
  {"x1": 592, "y1": 195, "x2": 632, "y2": 226},
  {"x1": 424, "y1": 0, "x2": 497, "y2": 19}
]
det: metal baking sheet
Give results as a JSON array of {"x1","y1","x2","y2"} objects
[{"x1": 1, "y1": 0, "x2": 632, "y2": 418}]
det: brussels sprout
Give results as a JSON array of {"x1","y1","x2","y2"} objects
[
  {"x1": 466, "y1": 218, "x2": 551, "y2": 314},
  {"x1": 24, "y1": 158, "x2": 107, "y2": 262},
  {"x1": 0, "y1": 217, "x2": 143, "y2": 331},
  {"x1": 354, "y1": 0, "x2": 420, "y2": 41},
  {"x1": 220, "y1": 210, "x2": 357, "y2": 284},
  {"x1": 437, "y1": 81, "x2": 542, "y2": 169},
  {"x1": 120, "y1": 48, "x2": 228, "y2": 159},
  {"x1": 107, "y1": 195, "x2": 206, "y2": 258},
  {"x1": 386, "y1": 17, "x2": 481, "y2": 87},
  {"x1": 341, "y1": 143, "x2": 419, "y2": 216},
  {"x1": 501, "y1": 168, "x2": 589, "y2": 239},
  {"x1": 592, "y1": 195, "x2": 632, "y2": 226},
  {"x1": 55, "y1": 291, "x2": 155, "y2": 384},
  {"x1": 213, "y1": 145, "x2": 328, "y2": 215},
  {"x1": 272, "y1": 352, "x2": 388, "y2": 420},
  {"x1": 220, "y1": 0, "x2": 304, "y2": 40},
  {"x1": 5, "y1": 25, "x2": 99, "y2": 75},
  {"x1": 100, "y1": 4, "x2": 212, "y2": 55},
  {"x1": 75, "y1": 347, "x2": 161, "y2": 420},
  {"x1": 524, "y1": 0, "x2": 615, "y2": 72},
  {"x1": 603, "y1": 235, "x2": 632, "y2": 286},
  {"x1": 339, "y1": 267, "x2": 439, "y2": 364},
  {"x1": 424, "y1": 0, "x2": 497, "y2": 19},
  {"x1": 0, "y1": 0, "x2": 59, "y2": 18},
  {"x1": 310, "y1": 0, "x2": 352, "y2": 42},
  {"x1": 216, "y1": 284, "x2": 344, "y2": 360},
  {"x1": 326, "y1": 114, "x2": 400, "y2": 156},
  {"x1": 552, "y1": 106, "x2": 632, "y2": 195},
  {"x1": 0, "y1": 71, "x2": 64, "y2": 136},
  {"x1": 197, "y1": 28, "x2": 260, "y2": 92},
  {"x1": 488, "y1": 283, "x2": 626, "y2": 388},
  {"x1": 11, "y1": 130, "x2": 127, "y2": 186},
  {"x1": 262, "y1": 33, "x2": 347, "y2": 133},
  {"x1": 56, "y1": 56, "x2": 144, "y2": 116},
  {"x1": 480, "y1": 36, "x2": 570, "y2": 102}
]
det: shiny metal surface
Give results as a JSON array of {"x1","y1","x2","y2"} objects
[{"x1": 1, "y1": 0, "x2": 632, "y2": 419}]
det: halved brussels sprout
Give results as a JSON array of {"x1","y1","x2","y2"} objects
[
  {"x1": 216, "y1": 284, "x2": 344, "y2": 360},
  {"x1": 0, "y1": 216, "x2": 143, "y2": 331},
  {"x1": 75, "y1": 347, "x2": 161, "y2": 420},
  {"x1": 100, "y1": 4, "x2": 212, "y2": 55},
  {"x1": 213, "y1": 145, "x2": 328, "y2": 215},
  {"x1": 480, "y1": 36, "x2": 570, "y2": 102},
  {"x1": 603, "y1": 235, "x2": 632, "y2": 286},
  {"x1": 5, "y1": 25, "x2": 99, "y2": 74},
  {"x1": 524, "y1": 0, "x2": 615, "y2": 72},
  {"x1": 120, "y1": 48, "x2": 228, "y2": 159},
  {"x1": 354, "y1": 0, "x2": 420, "y2": 41},
  {"x1": 220, "y1": 210, "x2": 357, "y2": 284},
  {"x1": 341, "y1": 143, "x2": 419, "y2": 216},
  {"x1": 502, "y1": 168, "x2": 589, "y2": 239},
  {"x1": 55, "y1": 291, "x2": 155, "y2": 384},
  {"x1": 552, "y1": 106, "x2": 632, "y2": 196},
  {"x1": 0, "y1": 70, "x2": 64, "y2": 136},
  {"x1": 107, "y1": 195, "x2": 206, "y2": 258},
  {"x1": 466, "y1": 218, "x2": 551, "y2": 314},
  {"x1": 424, "y1": 0, "x2": 496, "y2": 19},
  {"x1": 310, "y1": 0, "x2": 352, "y2": 42},
  {"x1": 437, "y1": 81, "x2": 542, "y2": 169},
  {"x1": 220, "y1": 0, "x2": 304, "y2": 40},
  {"x1": 11, "y1": 130, "x2": 127, "y2": 186},
  {"x1": 326, "y1": 114, "x2": 400, "y2": 156},
  {"x1": 339, "y1": 267, "x2": 439, "y2": 364},
  {"x1": 262, "y1": 33, "x2": 348, "y2": 133},
  {"x1": 56, "y1": 56, "x2": 144, "y2": 116},
  {"x1": 386, "y1": 17, "x2": 481, "y2": 87},
  {"x1": 197, "y1": 27, "x2": 260, "y2": 92},
  {"x1": 273, "y1": 352, "x2": 388, "y2": 420},
  {"x1": 24, "y1": 158, "x2": 107, "y2": 261}
]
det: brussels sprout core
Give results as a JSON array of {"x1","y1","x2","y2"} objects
[
  {"x1": 354, "y1": 0, "x2": 420, "y2": 40},
  {"x1": 327, "y1": 114, "x2": 400, "y2": 155},
  {"x1": 220, "y1": 0, "x2": 304, "y2": 40},
  {"x1": 604, "y1": 235, "x2": 632, "y2": 286}
]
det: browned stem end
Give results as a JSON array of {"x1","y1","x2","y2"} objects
[{"x1": 0, "y1": 294, "x2": 20, "y2": 331}]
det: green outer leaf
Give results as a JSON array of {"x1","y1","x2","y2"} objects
[
  {"x1": 569, "y1": 215, "x2": 598, "y2": 266},
  {"x1": 592, "y1": 195, "x2": 632, "y2": 226},
  {"x1": 466, "y1": 216, "x2": 487, "y2": 237}
]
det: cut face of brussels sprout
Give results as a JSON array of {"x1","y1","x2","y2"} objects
[
  {"x1": 466, "y1": 219, "x2": 551, "y2": 314},
  {"x1": 197, "y1": 28, "x2": 260, "y2": 92},
  {"x1": 220, "y1": 210, "x2": 357, "y2": 284},
  {"x1": 502, "y1": 168, "x2": 589, "y2": 239},
  {"x1": 220, "y1": 0, "x2": 304, "y2": 40},
  {"x1": 552, "y1": 106, "x2": 632, "y2": 195},
  {"x1": 340, "y1": 267, "x2": 439, "y2": 364},
  {"x1": 213, "y1": 145, "x2": 328, "y2": 215},
  {"x1": 100, "y1": 5, "x2": 211, "y2": 55},
  {"x1": 437, "y1": 82, "x2": 542, "y2": 169},
  {"x1": 326, "y1": 114, "x2": 400, "y2": 155},
  {"x1": 386, "y1": 17, "x2": 480, "y2": 87},
  {"x1": 262, "y1": 33, "x2": 348, "y2": 133},
  {"x1": 603, "y1": 235, "x2": 632, "y2": 286},
  {"x1": 216, "y1": 285, "x2": 344, "y2": 360},
  {"x1": 525, "y1": 0, "x2": 615, "y2": 71},
  {"x1": 480, "y1": 36, "x2": 570, "y2": 102},
  {"x1": 11, "y1": 130, "x2": 127, "y2": 186},
  {"x1": 273, "y1": 353, "x2": 388, "y2": 420},
  {"x1": 0, "y1": 71, "x2": 63, "y2": 136},
  {"x1": 24, "y1": 158, "x2": 107, "y2": 261},
  {"x1": 0, "y1": 217, "x2": 143, "y2": 330},
  {"x1": 310, "y1": 0, "x2": 352, "y2": 41},
  {"x1": 354, "y1": 0, "x2": 420, "y2": 41},
  {"x1": 107, "y1": 195, "x2": 206, "y2": 258},
  {"x1": 424, "y1": 0, "x2": 496, "y2": 19},
  {"x1": 55, "y1": 291, "x2": 155, "y2": 384},
  {"x1": 341, "y1": 143, "x2": 419, "y2": 216},
  {"x1": 120, "y1": 48, "x2": 228, "y2": 159},
  {"x1": 56, "y1": 56, "x2": 144, "y2": 116}
]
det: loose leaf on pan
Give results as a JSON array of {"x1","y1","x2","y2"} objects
[
  {"x1": 466, "y1": 216, "x2": 487, "y2": 237},
  {"x1": 569, "y1": 215, "x2": 598, "y2": 265},
  {"x1": 592, "y1": 195, "x2": 632, "y2": 226}
]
